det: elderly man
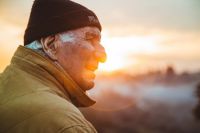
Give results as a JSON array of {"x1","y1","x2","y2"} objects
[{"x1": 0, "y1": 0, "x2": 106, "y2": 132}]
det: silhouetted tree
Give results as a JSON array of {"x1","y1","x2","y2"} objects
[
  {"x1": 166, "y1": 65, "x2": 175, "y2": 76},
  {"x1": 194, "y1": 82, "x2": 200, "y2": 120}
]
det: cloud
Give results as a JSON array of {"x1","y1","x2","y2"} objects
[
  {"x1": 75, "y1": 0, "x2": 200, "y2": 34},
  {"x1": 1, "y1": 0, "x2": 199, "y2": 34}
]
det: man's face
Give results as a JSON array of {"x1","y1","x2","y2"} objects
[{"x1": 54, "y1": 27, "x2": 106, "y2": 91}]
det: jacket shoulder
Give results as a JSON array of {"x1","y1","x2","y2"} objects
[
  {"x1": 59, "y1": 125, "x2": 97, "y2": 133},
  {"x1": 4, "y1": 91, "x2": 96, "y2": 133}
]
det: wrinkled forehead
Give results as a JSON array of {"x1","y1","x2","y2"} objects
[{"x1": 62, "y1": 26, "x2": 101, "y2": 38}]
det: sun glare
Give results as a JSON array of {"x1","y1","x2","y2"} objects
[
  {"x1": 97, "y1": 34, "x2": 162, "y2": 73},
  {"x1": 98, "y1": 53, "x2": 128, "y2": 72}
]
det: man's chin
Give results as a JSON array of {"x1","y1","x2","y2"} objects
[
  {"x1": 80, "y1": 70, "x2": 96, "y2": 91},
  {"x1": 80, "y1": 79, "x2": 95, "y2": 91}
]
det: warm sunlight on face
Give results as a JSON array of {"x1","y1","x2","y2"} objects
[{"x1": 97, "y1": 34, "x2": 162, "y2": 73}]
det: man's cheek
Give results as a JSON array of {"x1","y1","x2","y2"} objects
[
  {"x1": 70, "y1": 42, "x2": 95, "y2": 64},
  {"x1": 79, "y1": 42, "x2": 95, "y2": 51}
]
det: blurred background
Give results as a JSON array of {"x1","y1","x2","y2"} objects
[{"x1": 0, "y1": 0, "x2": 200, "y2": 132}]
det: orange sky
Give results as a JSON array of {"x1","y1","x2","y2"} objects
[{"x1": 0, "y1": 0, "x2": 200, "y2": 74}]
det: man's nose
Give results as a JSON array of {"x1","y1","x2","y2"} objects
[{"x1": 95, "y1": 44, "x2": 107, "y2": 63}]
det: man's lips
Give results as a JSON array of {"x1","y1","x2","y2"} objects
[
  {"x1": 84, "y1": 64, "x2": 98, "y2": 80},
  {"x1": 85, "y1": 62, "x2": 99, "y2": 71},
  {"x1": 87, "y1": 66, "x2": 98, "y2": 71}
]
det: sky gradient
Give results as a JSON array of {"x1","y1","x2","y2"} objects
[{"x1": 0, "y1": 0, "x2": 200, "y2": 74}]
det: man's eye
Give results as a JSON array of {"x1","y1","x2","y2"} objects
[{"x1": 85, "y1": 38, "x2": 94, "y2": 43}]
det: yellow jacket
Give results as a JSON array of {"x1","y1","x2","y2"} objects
[{"x1": 0, "y1": 46, "x2": 97, "y2": 133}]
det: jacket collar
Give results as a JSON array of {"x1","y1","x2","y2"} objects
[{"x1": 11, "y1": 45, "x2": 95, "y2": 107}]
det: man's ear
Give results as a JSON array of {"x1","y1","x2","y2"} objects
[{"x1": 40, "y1": 35, "x2": 58, "y2": 61}]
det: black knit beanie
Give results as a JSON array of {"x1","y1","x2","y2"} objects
[{"x1": 24, "y1": 0, "x2": 102, "y2": 45}]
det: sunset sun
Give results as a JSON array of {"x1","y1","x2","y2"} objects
[{"x1": 97, "y1": 34, "x2": 161, "y2": 73}]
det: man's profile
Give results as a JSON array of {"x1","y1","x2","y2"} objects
[{"x1": 0, "y1": 0, "x2": 106, "y2": 132}]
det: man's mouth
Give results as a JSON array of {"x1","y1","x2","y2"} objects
[
  {"x1": 87, "y1": 66, "x2": 98, "y2": 71},
  {"x1": 85, "y1": 62, "x2": 99, "y2": 72},
  {"x1": 84, "y1": 64, "x2": 98, "y2": 79}
]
